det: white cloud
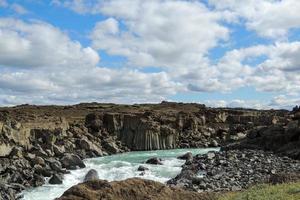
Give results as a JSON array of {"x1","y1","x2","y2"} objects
[
  {"x1": 204, "y1": 99, "x2": 266, "y2": 109},
  {"x1": 0, "y1": 18, "x2": 100, "y2": 68},
  {"x1": 269, "y1": 95, "x2": 300, "y2": 109},
  {"x1": 89, "y1": 0, "x2": 229, "y2": 69},
  {"x1": 204, "y1": 96, "x2": 300, "y2": 110},
  {"x1": 1, "y1": 1, "x2": 300, "y2": 109},
  {"x1": 0, "y1": 17, "x2": 180, "y2": 106},
  {"x1": 209, "y1": 0, "x2": 300, "y2": 38}
]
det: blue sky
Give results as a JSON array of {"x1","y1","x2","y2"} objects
[{"x1": 0, "y1": 0, "x2": 300, "y2": 109}]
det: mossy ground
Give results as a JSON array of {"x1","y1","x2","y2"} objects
[{"x1": 218, "y1": 181, "x2": 300, "y2": 200}]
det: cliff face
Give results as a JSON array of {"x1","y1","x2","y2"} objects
[
  {"x1": 223, "y1": 111, "x2": 300, "y2": 159},
  {"x1": 85, "y1": 107, "x2": 288, "y2": 151},
  {"x1": 0, "y1": 103, "x2": 288, "y2": 155},
  {"x1": 0, "y1": 102, "x2": 289, "y2": 200},
  {"x1": 0, "y1": 117, "x2": 69, "y2": 157}
]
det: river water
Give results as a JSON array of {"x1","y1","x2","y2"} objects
[{"x1": 22, "y1": 148, "x2": 218, "y2": 200}]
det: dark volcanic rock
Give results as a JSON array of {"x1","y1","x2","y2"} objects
[
  {"x1": 137, "y1": 165, "x2": 149, "y2": 171},
  {"x1": 145, "y1": 157, "x2": 163, "y2": 165},
  {"x1": 61, "y1": 154, "x2": 86, "y2": 170},
  {"x1": 49, "y1": 174, "x2": 63, "y2": 185},
  {"x1": 177, "y1": 152, "x2": 193, "y2": 160},
  {"x1": 57, "y1": 178, "x2": 215, "y2": 200},
  {"x1": 84, "y1": 169, "x2": 99, "y2": 182},
  {"x1": 168, "y1": 149, "x2": 300, "y2": 192},
  {"x1": 223, "y1": 114, "x2": 300, "y2": 160}
]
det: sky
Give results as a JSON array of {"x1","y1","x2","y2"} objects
[{"x1": 0, "y1": 0, "x2": 300, "y2": 109}]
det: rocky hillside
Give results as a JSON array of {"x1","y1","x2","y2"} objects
[{"x1": 0, "y1": 102, "x2": 289, "y2": 199}]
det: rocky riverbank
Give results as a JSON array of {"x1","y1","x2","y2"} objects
[
  {"x1": 0, "y1": 102, "x2": 292, "y2": 199},
  {"x1": 168, "y1": 149, "x2": 300, "y2": 192}
]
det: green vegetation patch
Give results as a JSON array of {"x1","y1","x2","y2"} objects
[{"x1": 219, "y1": 182, "x2": 300, "y2": 200}]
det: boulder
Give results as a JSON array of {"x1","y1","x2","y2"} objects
[
  {"x1": 84, "y1": 169, "x2": 99, "y2": 182},
  {"x1": 33, "y1": 174, "x2": 45, "y2": 187},
  {"x1": 47, "y1": 158, "x2": 63, "y2": 172},
  {"x1": 53, "y1": 145, "x2": 65, "y2": 157},
  {"x1": 209, "y1": 139, "x2": 219, "y2": 147},
  {"x1": 0, "y1": 142, "x2": 13, "y2": 157},
  {"x1": 177, "y1": 152, "x2": 193, "y2": 160},
  {"x1": 57, "y1": 178, "x2": 212, "y2": 200},
  {"x1": 9, "y1": 147, "x2": 23, "y2": 158},
  {"x1": 61, "y1": 154, "x2": 86, "y2": 170},
  {"x1": 137, "y1": 166, "x2": 149, "y2": 171},
  {"x1": 33, "y1": 156, "x2": 45, "y2": 166},
  {"x1": 206, "y1": 152, "x2": 216, "y2": 160},
  {"x1": 145, "y1": 157, "x2": 163, "y2": 165},
  {"x1": 102, "y1": 140, "x2": 120, "y2": 154},
  {"x1": 49, "y1": 174, "x2": 63, "y2": 184},
  {"x1": 34, "y1": 164, "x2": 52, "y2": 177}
]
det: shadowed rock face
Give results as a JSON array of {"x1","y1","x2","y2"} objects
[
  {"x1": 56, "y1": 178, "x2": 215, "y2": 200},
  {"x1": 223, "y1": 111, "x2": 300, "y2": 159}
]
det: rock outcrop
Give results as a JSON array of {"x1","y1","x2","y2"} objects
[
  {"x1": 57, "y1": 178, "x2": 215, "y2": 200},
  {"x1": 223, "y1": 111, "x2": 300, "y2": 159}
]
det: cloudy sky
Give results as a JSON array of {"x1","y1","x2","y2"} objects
[{"x1": 0, "y1": 0, "x2": 300, "y2": 109}]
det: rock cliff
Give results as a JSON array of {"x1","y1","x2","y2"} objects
[{"x1": 223, "y1": 110, "x2": 300, "y2": 159}]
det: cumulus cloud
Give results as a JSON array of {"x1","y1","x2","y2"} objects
[
  {"x1": 0, "y1": 17, "x2": 180, "y2": 106},
  {"x1": 89, "y1": 0, "x2": 229, "y2": 69},
  {"x1": 1, "y1": 1, "x2": 300, "y2": 109},
  {"x1": 0, "y1": 18, "x2": 100, "y2": 68},
  {"x1": 204, "y1": 96, "x2": 300, "y2": 110},
  {"x1": 209, "y1": 0, "x2": 300, "y2": 38},
  {"x1": 204, "y1": 99, "x2": 266, "y2": 109}
]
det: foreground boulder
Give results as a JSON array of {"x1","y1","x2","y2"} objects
[
  {"x1": 57, "y1": 178, "x2": 215, "y2": 200},
  {"x1": 84, "y1": 169, "x2": 99, "y2": 182},
  {"x1": 145, "y1": 157, "x2": 163, "y2": 165}
]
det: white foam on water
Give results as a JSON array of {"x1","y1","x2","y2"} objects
[{"x1": 22, "y1": 148, "x2": 219, "y2": 200}]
